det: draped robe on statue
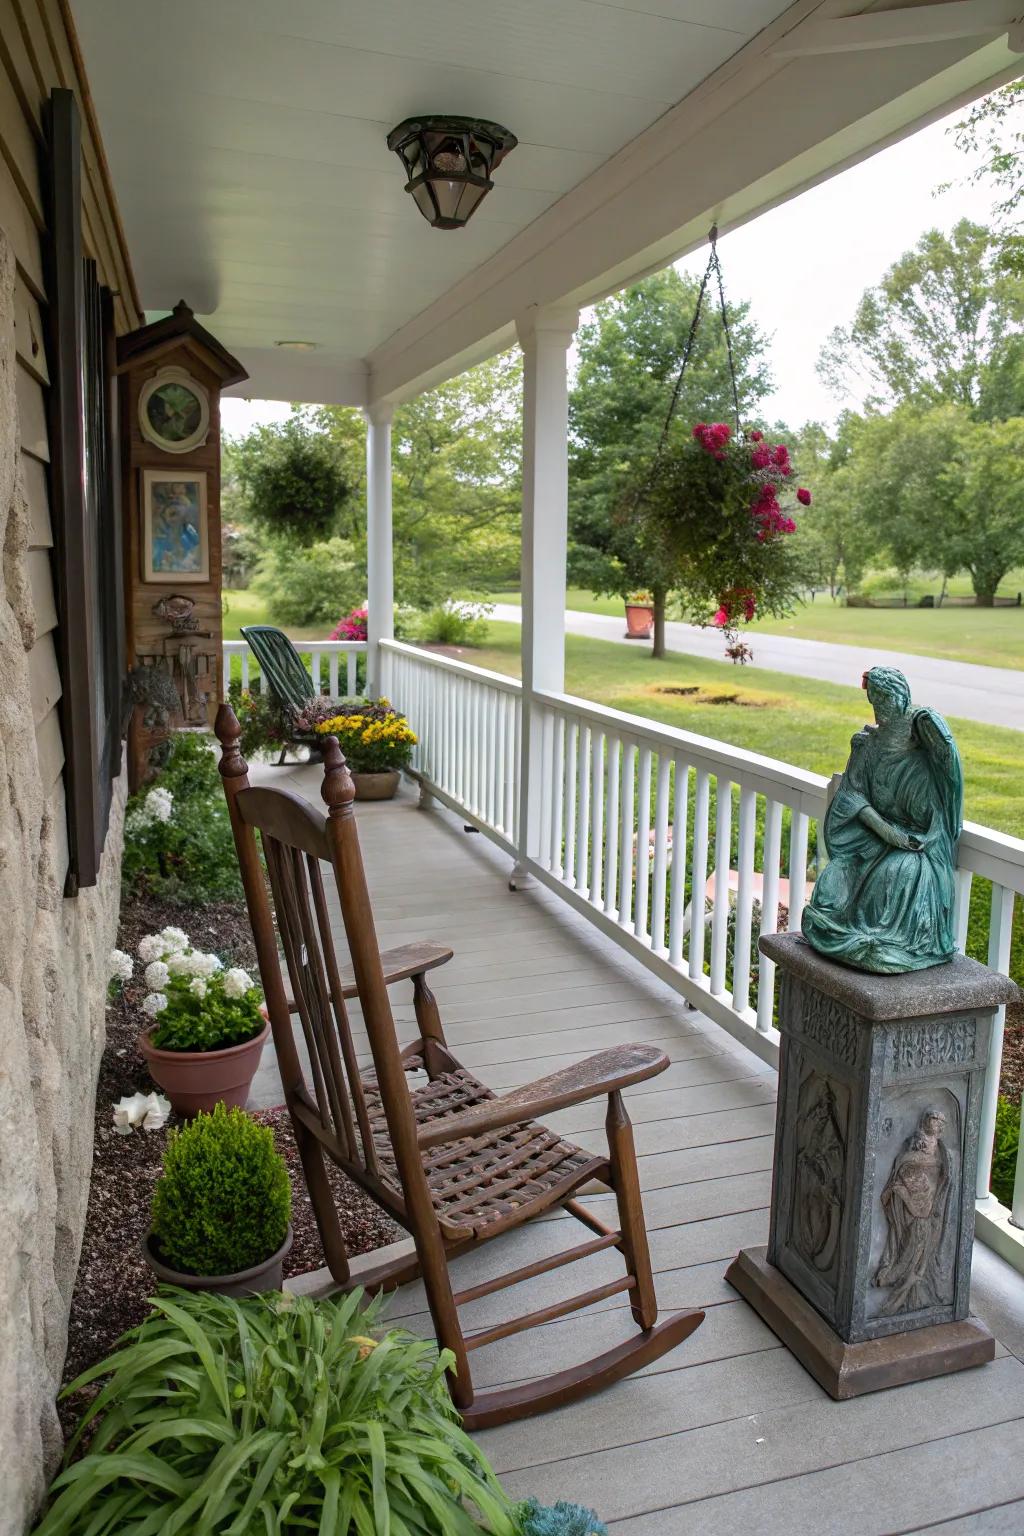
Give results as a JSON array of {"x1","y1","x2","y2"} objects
[{"x1": 802, "y1": 675, "x2": 962, "y2": 975}]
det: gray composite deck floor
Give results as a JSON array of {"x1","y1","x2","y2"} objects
[{"x1": 249, "y1": 764, "x2": 1024, "y2": 1535}]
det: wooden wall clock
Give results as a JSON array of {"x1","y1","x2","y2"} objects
[{"x1": 117, "y1": 301, "x2": 247, "y2": 787}]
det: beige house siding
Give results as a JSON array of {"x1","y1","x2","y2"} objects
[{"x1": 0, "y1": 2, "x2": 139, "y2": 1529}]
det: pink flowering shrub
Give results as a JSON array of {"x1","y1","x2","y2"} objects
[
  {"x1": 637, "y1": 422, "x2": 807, "y2": 660},
  {"x1": 331, "y1": 606, "x2": 368, "y2": 642}
]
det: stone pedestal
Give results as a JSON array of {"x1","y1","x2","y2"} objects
[{"x1": 726, "y1": 933, "x2": 1017, "y2": 1399}]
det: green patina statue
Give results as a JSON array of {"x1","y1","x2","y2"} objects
[{"x1": 801, "y1": 666, "x2": 963, "y2": 974}]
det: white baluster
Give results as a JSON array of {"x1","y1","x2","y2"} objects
[
  {"x1": 668, "y1": 759, "x2": 690, "y2": 968},
  {"x1": 575, "y1": 724, "x2": 591, "y2": 895},
  {"x1": 618, "y1": 743, "x2": 636, "y2": 927},
  {"x1": 710, "y1": 778, "x2": 733, "y2": 995},
  {"x1": 688, "y1": 770, "x2": 710, "y2": 979},
  {"x1": 953, "y1": 867, "x2": 974, "y2": 953},
  {"x1": 549, "y1": 713, "x2": 565, "y2": 876},
  {"x1": 977, "y1": 882, "x2": 1015, "y2": 1201},
  {"x1": 241, "y1": 650, "x2": 250, "y2": 692},
  {"x1": 507, "y1": 695, "x2": 519, "y2": 843},
  {"x1": 756, "y1": 798, "x2": 784, "y2": 1033},
  {"x1": 731, "y1": 787, "x2": 758, "y2": 1014},
  {"x1": 604, "y1": 737, "x2": 620, "y2": 916},
  {"x1": 311, "y1": 651, "x2": 322, "y2": 694},
  {"x1": 788, "y1": 810, "x2": 810, "y2": 931},
  {"x1": 590, "y1": 729, "x2": 605, "y2": 907},
  {"x1": 634, "y1": 747, "x2": 652, "y2": 939},
  {"x1": 563, "y1": 721, "x2": 578, "y2": 887},
  {"x1": 650, "y1": 754, "x2": 671, "y2": 952}
]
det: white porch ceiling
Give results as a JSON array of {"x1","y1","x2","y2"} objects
[{"x1": 71, "y1": 0, "x2": 1022, "y2": 405}]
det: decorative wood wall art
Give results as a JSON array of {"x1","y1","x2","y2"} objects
[{"x1": 117, "y1": 300, "x2": 246, "y2": 787}]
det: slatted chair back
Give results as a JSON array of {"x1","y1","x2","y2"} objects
[
  {"x1": 240, "y1": 624, "x2": 316, "y2": 712},
  {"x1": 217, "y1": 702, "x2": 473, "y2": 1392}
]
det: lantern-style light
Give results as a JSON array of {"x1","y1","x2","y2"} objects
[{"x1": 386, "y1": 116, "x2": 517, "y2": 229}]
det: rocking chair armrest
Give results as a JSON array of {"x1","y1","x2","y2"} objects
[
  {"x1": 340, "y1": 941, "x2": 454, "y2": 998},
  {"x1": 282, "y1": 941, "x2": 455, "y2": 1012},
  {"x1": 416, "y1": 1044, "x2": 669, "y2": 1151}
]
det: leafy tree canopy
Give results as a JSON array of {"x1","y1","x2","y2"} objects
[{"x1": 817, "y1": 220, "x2": 1024, "y2": 415}]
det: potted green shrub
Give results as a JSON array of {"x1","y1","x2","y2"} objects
[
  {"x1": 313, "y1": 698, "x2": 418, "y2": 800},
  {"x1": 142, "y1": 1104, "x2": 292, "y2": 1294},
  {"x1": 623, "y1": 588, "x2": 655, "y2": 638},
  {"x1": 135, "y1": 926, "x2": 267, "y2": 1116}
]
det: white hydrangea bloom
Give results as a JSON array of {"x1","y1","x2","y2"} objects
[
  {"x1": 223, "y1": 967, "x2": 254, "y2": 999},
  {"x1": 158, "y1": 926, "x2": 189, "y2": 953},
  {"x1": 141, "y1": 991, "x2": 168, "y2": 1017},
  {"x1": 137, "y1": 934, "x2": 166, "y2": 964},
  {"x1": 142, "y1": 1093, "x2": 171, "y2": 1131},
  {"x1": 113, "y1": 1092, "x2": 150, "y2": 1134},
  {"x1": 108, "y1": 948, "x2": 133, "y2": 983},
  {"x1": 145, "y1": 787, "x2": 174, "y2": 824},
  {"x1": 189, "y1": 978, "x2": 208, "y2": 999},
  {"x1": 166, "y1": 950, "x2": 193, "y2": 975},
  {"x1": 144, "y1": 960, "x2": 169, "y2": 990},
  {"x1": 192, "y1": 952, "x2": 223, "y2": 978}
]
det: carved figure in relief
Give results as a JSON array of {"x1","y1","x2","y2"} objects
[
  {"x1": 802, "y1": 667, "x2": 962, "y2": 974},
  {"x1": 873, "y1": 1109, "x2": 953, "y2": 1314},
  {"x1": 794, "y1": 1077, "x2": 846, "y2": 1273}
]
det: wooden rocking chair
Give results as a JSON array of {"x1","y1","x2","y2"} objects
[{"x1": 215, "y1": 704, "x2": 704, "y2": 1429}]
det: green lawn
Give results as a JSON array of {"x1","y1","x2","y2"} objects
[
  {"x1": 473, "y1": 621, "x2": 1024, "y2": 838},
  {"x1": 487, "y1": 587, "x2": 1024, "y2": 670},
  {"x1": 222, "y1": 589, "x2": 327, "y2": 643}
]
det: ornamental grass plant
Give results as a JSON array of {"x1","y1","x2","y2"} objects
[
  {"x1": 150, "y1": 1104, "x2": 291, "y2": 1276},
  {"x1": 40, "y1": 1289, "x2": 518, "y2": 1536}
]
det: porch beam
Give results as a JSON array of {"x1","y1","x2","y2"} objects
[
  {"x1": 364, "y1": 402, "x2": 395, "y2": 699},
  {"x1": 512, "y1": 304, "x2": 579, "y2": 886},
  {"x1": 771, "y1": 1, "x2": 1024, "y2": 58}
]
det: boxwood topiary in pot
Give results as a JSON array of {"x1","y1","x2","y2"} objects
[{"x1": 143, "y1": 1103, "x2": 292, "y2": 1293}]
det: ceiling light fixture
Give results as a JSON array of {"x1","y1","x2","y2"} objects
[
  {"x1": 274, "y1": 339, "x2": 318, "y2": 351},
  {"x1": 386, "y1": 115, "x2": 517, "y2": 229}
]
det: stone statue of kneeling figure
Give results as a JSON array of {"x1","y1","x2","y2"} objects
[{"x1": 802, "y1": 666, "x2": 963, "y2": 975}]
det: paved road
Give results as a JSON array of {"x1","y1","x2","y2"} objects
[{"x1": 490, "y1": 604, "x2": 1024, "y2": 732}]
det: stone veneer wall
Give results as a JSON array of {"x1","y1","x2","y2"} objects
[{"x1": 0, "y1": 231, "x2": 126, "y2": 1533}]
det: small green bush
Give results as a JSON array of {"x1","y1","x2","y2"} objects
[
  {"x1": 151, "y1": 1104, "x2": 291, "y2": 1275},
  {"x1": 44, "y1": 1289, "x2": 518, "y2": 1535},
  {"x1": 121, "y1": 735, "x2": 243, "y2": 905},
  {"x1": 992, "y1": 1095, "x2": 1021, "y2": 1208},
  {"x1": 255, "y1": 535, "x2": 363, "y2": 627},
  {"x1": 411, "y1": 597, "x2": 492, "y2": 646}
]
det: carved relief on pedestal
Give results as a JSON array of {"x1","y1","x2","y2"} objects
[
  {"x1": 793, "y1": 987, "x2": 860, "y2": 1067},
  {"x1": 889, "y1": 1017, "x2": 977, "y2": 1074},
  {"x1": 872, "y1": 1099, "x2": 958, "y2": 1317},
  {"x1": 791, "y1": 1068, "x2": 848, "y2": 1282}
]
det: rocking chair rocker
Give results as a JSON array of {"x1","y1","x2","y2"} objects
[{"x1": 216, "y1": 703, "x2": 703, "y2": 1428}]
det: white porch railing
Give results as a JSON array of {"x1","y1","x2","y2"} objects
[
  {"x1": 382, "y1": 637, "x2": 1024, "y2": 1271},
  {"x1": 222, "y1": 639, "x2": 366, "y2": 699}
]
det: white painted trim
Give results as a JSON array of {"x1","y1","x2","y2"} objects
[{"x1": 771, "y1": 0, "x2": 1023, "y2": 57}]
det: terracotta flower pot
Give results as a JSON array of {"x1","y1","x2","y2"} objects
[
  {"x1": 351, "y1": 769, "x2": 401, "y2": 801},
  {"x1": 141, "y1": 1225, "x2": 293, "y2": 1297},
  {"x1": 138, "y1": 1021, "x2": 268, "y2": 1118},
  {"x1": 624, "y1": 603, "x2": 654, "y2": 639}
]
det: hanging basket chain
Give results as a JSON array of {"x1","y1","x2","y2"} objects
[{"x1": 632, "y1": 224, "x2": 743, "y2": 517}]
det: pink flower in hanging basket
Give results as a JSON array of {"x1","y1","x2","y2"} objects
[
  {"x1": 797, "y1": 487, "x2": 812, "y2": 505},
  {"x1": 751, "y1": 444, "x2": 771, "y2": 469},
  {"x1": 712, "y1": 606, "x2": 730, "y2": 628},
  {"x1": 750, "y1": 429, "x2": 764, "y2": 442}
]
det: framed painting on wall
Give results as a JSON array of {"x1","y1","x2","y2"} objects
[{"x1": 141, "y1": 469, "x2": 209, "y2": 582}]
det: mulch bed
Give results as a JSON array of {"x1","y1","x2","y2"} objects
[{"x1": 61, "y1": 894, "x2": 398, "y2": 1434}]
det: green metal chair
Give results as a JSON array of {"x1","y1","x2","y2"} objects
[{"x1": 240, "y1": 624, "x2": 321, "y2": 764}]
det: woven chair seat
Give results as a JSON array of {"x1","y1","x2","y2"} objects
[{"x1": 363, "y1": 1056, "x2": 603, "y2": 1238}]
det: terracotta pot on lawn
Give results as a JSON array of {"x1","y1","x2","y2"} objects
[
  {"x1": 141, "y1": 1225, "x2": 293, "y2": 1297},
  {"x1": 138, "y1": 1021, "x2": 268, "y2": 1118},
  {"x1": 624, "y1": 603, "x2": 654, "y2": 639},
  {"x1": 351, "y1": 769, "x2": 401, "y2": 801}
]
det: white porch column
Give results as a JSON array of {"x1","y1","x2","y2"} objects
[
  {"x1": 364, "y1": 402, "x2": 395, "y2": 699},
  {"x1": 512, "y1": 304, "x2": 579, "y2": 886}
]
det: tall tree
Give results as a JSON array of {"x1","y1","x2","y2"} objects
[
  {"x1": 569, "y1": 267, "x2": 773, "y2": 656},
  {"x1": 817, "y1": 220, "x2": 1024, "y2": 414},
  {"x1": 951, "y1": 81, "x2": 1024, "y2": 276}
]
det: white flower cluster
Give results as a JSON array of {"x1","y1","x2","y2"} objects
[
  {"x1": 223, "y1": 967, "x2": 255, "y2": 999},
  {"x1": 125, "y1": 786, "x2": 174, "y2": 834},
  {"x1": 112, "y1": 1090, "x2": 171, "y2": 1134},
  {"x1": 137, "y1": 926, "x2": 242, "y2": 1019},
  {"x1": 108, "y1": 948, "x2": 133, "y2": 983}
]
